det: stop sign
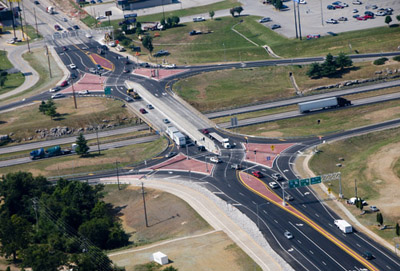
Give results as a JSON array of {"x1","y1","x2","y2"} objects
[{"x1": 115, "y1": 40, "x2": 119, "y2": 44}]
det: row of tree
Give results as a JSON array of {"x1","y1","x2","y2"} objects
[
  {"x1": 307, "y1": 53, "x2": 353, "y2": 79},
  {"x1": 0, "y1": 172, "x2": 129, "y2": 271},
  {"x1": 39, "y1": 99, "x2": 58, "y2": 119},
  {"x1": 160, "y1": 16, "x2": 180, "y2": 29}
]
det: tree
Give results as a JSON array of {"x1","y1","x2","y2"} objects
[
  {"x1": 0, "y1": 71, "x2": 8, "y2": 87},
  {"x1": 39, "y1": 101, "x2": 47, "y2": 113},
  {"x1": 142, "y1": 36, "x2": 154, "y2": 55},
  {"x1": 163, "y1": 266, "x2": 178, "y2": 271},
  {"x1": 396, "y1": 223, "x2": 400, "y2": 237},
  {"x1": 121, "y1": 23, "x2": 128, "y2": 33},
  {"x1": 274, "y1": 0, "x2": 283, "y2": 10},
  {"x1": 70, "y1": 246, "x2": 113, "y2": 271},
  {"x1": 397, "y1": 15, "x2": 400, "y2": 22},
  {"x1": 22, "y1": 244, "x2": 66, "y2": 271},
  {"x1": 234, "y1": 6, "x2": 243, "y2": 16},
  {"x1": 171, "y1": 16, "x2": 180, "y2": 26},
  {"x1": 385, "y1": 15, "x2": 392, "y2": 26},
  {"x1": 136, "y1": 21, "x2": 142, "y2": 34},
  {"x1": 229, "y1": 8, "x2": 235, "y2": 17},
  {"x1": 75, "y1": 133, "x2": 89, "y2": 156},
  {"x1": 45, "y1": 106, "x2": 58, "y2": 120},
  {"x1": 306, "y1": 63, "x2": 322, "y2": 78},
  {"x1": 377, "y1": 212, "x2": 383, "y2": 225},
  {"x1": 335, "y1": 52, "x2": 353, "y2": 70},
  {"x1": 321, "y1": 53, "x2": 338, "y2": 77},
  {"x1": 166, "y1": 17, "x2": 173, "y2": 28},
  {"x1": 209, "y1": 10, "x2": 215, "y2": 20}
]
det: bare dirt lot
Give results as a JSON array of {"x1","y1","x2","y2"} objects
[{"x1": 104, "y1": 185, "x2": 261, "y2": 271}]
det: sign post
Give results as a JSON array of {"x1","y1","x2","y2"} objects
[{"x1": 105, "y1": 10, "x2": 112, "y2": 26}]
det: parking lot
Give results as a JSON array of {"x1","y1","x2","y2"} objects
[{"x1": 260, "y1": 0, "x2": 400, "y2": 38}]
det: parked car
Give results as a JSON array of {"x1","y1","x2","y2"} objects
[
  {"x1": 51, "y1": 93, "x2": 64, "y2": 99},
  {"x1": 352, "y1": 0, "x2": 362, "y2": 4},
  {"x1": 331, "y1": 1, "x2": 341, "y2": 5},
  {"x1": 193, "y1": 16, "x2": 206, "y2": 22},
  {"x1": 96, "y1": 15, "x2": 106, "y2": 20},
  {"x1": 364, "y1": 11, "x2": 374, "y2": 17},
  {"x1": 363, "y1": 14, "x2": 373, "y2": 19},
  {"x1": 60, "y1": 80, "x2": 68, "y2": 87},
  {"x1": 153, "y1": 50, "x2": 170, "y2": 57},
  {"x1": 139, "y1": 108, "x2": 147, "y2": 114},
  {"x1": 268, "y1": 181, "x2": 278, "y2": 189},
  {"x1": 259, "y1": 17, "x2": 271, "y2": 23},
  {"x1": 49, "y1": 86, "x2": 60, "y2": 92},
  {"x1": 252, "y1": 171, "x2": 263, "y2": 178},
  {"x1": 271, "y1": 24, "x2": 281, "y2": 30},
  {"x1": 353, "y1": 8, "x2": 358, "y2": 13},
  {"x1": 78, "y1": 90, "x2": 89, "y2": 95},
  {"x1": 306, "y1": 34, "x2": 321, "y2": 39},
  {"x1": 73, "y1": 25, "x2": 80, "y2": 30},
  {"x1": 284, "y1": 231, "x2": 293, "y2": 239},
  {"x1": 375, "y1": 11, "x2": 387, "y2": 16},
  {"x1": 356, "y1": 15, "x2": 366, "y2": 20},
  {"x1": 69, "y1": 64, "x2": 76, "y2": 69},
  {"x1": 371, "y1": 4, "x2": 378, "y2": 9},
  {"x1": 369, "y1": 205, "x2": 379, "y2": 212},
  {"x1": 334, "y1": 4, "x2": 344, "y2": 8},
  {"x1": 210, "y1": 156, "x2": 221, "y2": 163},
  {"x1": 67, "y1": 27, "x2": 73, "y2": 31},
  {"x1": 165, "y1": 152, "x2": 176, "y2": 158},
  {"x1": 326, "y1": 18, "x2": 338, "y2": 24},
  {"x1": 299, "y1": 0, "x2": 306, "y2": 4},
  {"x1": 338, "y1": 17, "x2": 347, "y2": 21},
  {"x1": 327, "y1": 5, "x2": 336, "y2": 10}
]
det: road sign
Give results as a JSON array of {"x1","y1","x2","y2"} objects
[
  {"x1": 124, "y1": 13, "x2": 137, "y2": 18},
  {"x1": 104, "y1": 87, "x2": 111, "y2": 95},
  {"x1": 105, "y1": 11, "x2": 112, "y2": 16},
  {"x1": 271, "y1": 145, "x2": 275, "y2": 151},
  {"x1": 231, "y1": 117, "x2": 238, "y2": 127},
  {"x1": 289, "y1": 179, "x2": 300, "y2": 188},
  {"x1": 310, "y1": 176, "x2": 322, "y2": 184},
  {"x1": 300, "y1": 178, "x2": 310, "y2": 187}
]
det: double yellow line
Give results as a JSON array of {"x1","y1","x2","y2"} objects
[{"x1": 237, "y1": 171, "x2": 379, "y2": 271}]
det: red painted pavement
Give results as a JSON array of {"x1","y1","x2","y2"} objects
[
  {"x1": 133, "y1": 68, "x2": 188, "y2": 80},
  {"x1": 244, "y1": 143, "x2": 295, "y2": 168},
  {"x1": 239, "y1": 172, "x2": 379, "y2": 271},
  {"x1": 89, "y1": 53, "x2": 114, "y2": 70},
  {"x1": 148, "y1": 153, "x2": 214, "y2": 174},
  {"x1": 60, "y1": 73, "x2": 107, "y2": 94}
]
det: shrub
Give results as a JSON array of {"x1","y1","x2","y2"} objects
[
  {"x1": 373, "y1": 57, "x2": 388, "y2": 65},
  {"x1": 393, "y1": 56, "x2": 400, "y2": 62}
]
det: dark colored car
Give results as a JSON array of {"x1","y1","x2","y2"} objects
[
  {"x1": 362, "y1": 251, "x2": 373, "y2": 260},
  {"x1": 139, "y1": 108, "x2": 147, "y2": 114},
  {"x1": 67, "y1": 27, "x2": 73, "y2": 31},
  {"x1": 73, "y1": 25, "x2": 80, "y2": 30},
  {"x1": 54, "y1": 24, "x2": 61, "y2": 31},
  {"x1": 70, "y1": 73, "x2": 77, "y2": 79},
  {"x1": 327, "y1": 5, "x2": 335, "y2": 10},
  {"x1": 34, "y1": 1, "x2": 40, "y2": 4},
  {"x1": 364, "y1": 11, "x2": 374, "y2": 17},
  {"x1": 153, "y1": 50, "x2": 170, "y2": 57},
  {"x1": 62, "y1": 46, "x2": 67, "y2": 51}
]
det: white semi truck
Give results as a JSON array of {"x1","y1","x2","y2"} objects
[
  {"x1": 166, "y1": 126, "x2": 186, "y2": 146},
  {"x1": 46, "y1": 6, "x2": 55, "y2": 14},
  {"x1": 334, "y1": 219, "x2": 353, "y2": 233},
  {"x1": 298, "y1": 97, "x2": 352, "y2": 113},
  {"x1": 209, "y1": 132, "x2": 232, "y2": 149}
]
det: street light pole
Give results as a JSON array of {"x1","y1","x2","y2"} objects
[{"x1": 116, "y1": 160, "x2": 120, "y2": 190}]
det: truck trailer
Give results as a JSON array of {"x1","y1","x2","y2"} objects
[
  {"x1": 209, "y1": 132, "x2": 232, "y2": 149},
  {"x1": 298, "y1": 97, "x2": 351, "y2": 113},
  {"x1": 334, "y1": 219, "x2": 353, "y2": 233},
  {"x1": 30, "y1": 145, "x2": 71, "y2": 160},
  {"x1": 166, "y1": 126, "x2": 186, "y2": 146}
]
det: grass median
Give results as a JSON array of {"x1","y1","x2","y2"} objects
[
  {"x1": 0, "y1": 50, "x2": 25, "y2": 96},
  {"x1": 0, "y1": 137, "x2": 167, "y2": 177}
]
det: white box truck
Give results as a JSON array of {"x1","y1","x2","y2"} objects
[
  {"x1": 173, "y1": 132, "x2": 186, "y2": 146},
  {"x1": 210, "y1": 132, "x2": 232, "y2": 148},
  {"x1": 334, "y1": 219, "x2": 353, "y2": 233},
  {"x1": 298, "y1": 97, "x2": 351, "y2": 113}
]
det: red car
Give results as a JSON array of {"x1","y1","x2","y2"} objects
[
  {"x1": 54, "y1": 24, "x2": 61, "y2": 31},
  {"x1": 356, "y1": 16, "x2": 367, "y2": 20},
  {"x1": 334, "y1": 5, "x2": 343, "y2": 9},
  {"x1": 139, "y1": 108, "x2": 147, "y2": 114},
  {"x1": 252, "y1": 171, "x2": 263, "y2": 178},
  {"x1": 202, "y1": 129, "x2": 209, "y2": 134},
  {"x1": 363, "y1": 15, "x2": 373, "y2": 19},
  {"x1": 60, "y1": 80, "x2": 68, "y2": 87}
]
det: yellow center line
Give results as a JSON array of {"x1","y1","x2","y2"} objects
[{"x1": 237, "y1": 172, "x2": 379, "y2": 271}]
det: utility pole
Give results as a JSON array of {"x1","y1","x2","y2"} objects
[
  {"x1": 297, "y1": 1, "x2": 302, "y2": 40},
  {"x1": 18, "y1": 1, "x2": 25, "y2": 42},
  {"x1": 71, "y1": 78, "x2": 77, "y2": 109},
  {"x1": 320, "y1": 0, "x2": 324, "y2": 26},
  {"x1": 44, "y1": 45, "x2": 52, "y2": 78},
  {"x1": 9, "y1": 1, "x2": 17, "y2": 40},
  {"x1": 293, "y1": 0, "x2": 298, "y2": 39},
  {"x1": 21, "y1": 0, "x2": 30, "y2": 52},
  {"x1": 141, "y1": 182, "x2": 149, "y2": 227},
  {"x1": 33, "y1": 6, "x2": 39, "y2": 36},
  {"x1": 116, "y1": 160, "x2": 120, "y2": 190},
  {"x1": 354, "y1": 179, "x2": 357, "y2": 198},
  {"x1": 96, "y1": 126, "x2": 101, "y2": 154}
]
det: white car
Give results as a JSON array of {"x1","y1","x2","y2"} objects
[
  {"x1": 85, "y1": 33, "x2": 92, "y2": 39},
  {"x1": 299, "y1": 0, "x2": 307, "y2": 4},
  {"x1": 162, "y1": 64, "x2": 176, "y2": 69},
  {"x1": 51, "y1": 93, "x2": 64, "y2": 99},
  {"x1": 284, "y1": 231, "x2": 294, "y2": 239},
  {"x1": 49, "y1": 86, "x2": 60, "y2": 92},
  {"x1": 7, "y1": 39, "x2": 15, "y2": 44},
  {"x1": 193, "y1": 17, "x2": 205, "y2": 22},
  {"x1": 209, "y1": 156, "x2": 221, "y2": 163},
  {"x1": 259, "y1": 17, "x2": 271, "y2": 23},
  {"x1": 96, "y1": 15, "x2": 106, "y2": 20},
  {"x1": 268, "y1": 181, "x2": 278, "y2": 189},
  {"x1": 369, "y1": 205, "x2": 379, "y2": 212},
  {"x1": 353, "y1": 9, "x2": 358, "y2": 13},
  {"x1": 69, "y1": 64, "x2": 76, "y2": 69},
  {"x1": 326, "y1": 19, "x2": 338, "y2": 24},
  {"x1": 78, "y1": 90, "x2": 89, "y2": 95}
]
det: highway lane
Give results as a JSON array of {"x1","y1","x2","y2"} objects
[
  {"x1": 218, "y1": 91, "x2": 400, "y2": 129},
  {"x1": 0, "y1": 125, "x2": 148, "y2": 155},
  {"x1": 0, "y1": 134, "x2": 159, "y2": 168},
  {"x1": 205, "y1": 79, "x2": 400, "y2": 119}
]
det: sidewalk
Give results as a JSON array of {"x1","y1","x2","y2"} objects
[{"x1": 100, "y1": 176, "x2": 294, "y2": 271}]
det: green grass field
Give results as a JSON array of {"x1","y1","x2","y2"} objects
[
  {"x1": 173, "y1": 60, "x2": 400, "y2": 112},
  {"x1": 0, "y1": 50, "x2": 25, "y2": 95}
]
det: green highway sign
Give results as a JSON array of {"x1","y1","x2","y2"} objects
[
  {"x1": 104, "y1": 87, "x2": 111, "y2": 95},
  {"x1": 310, "y1": 176, "x2": 322, "y2": 184},
  {"x1": 289, "y1": 179, "x2": 300, "y2": 188},
  {"x1": 300, "y1": 178, "x2": 310, "y2": 187}
]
